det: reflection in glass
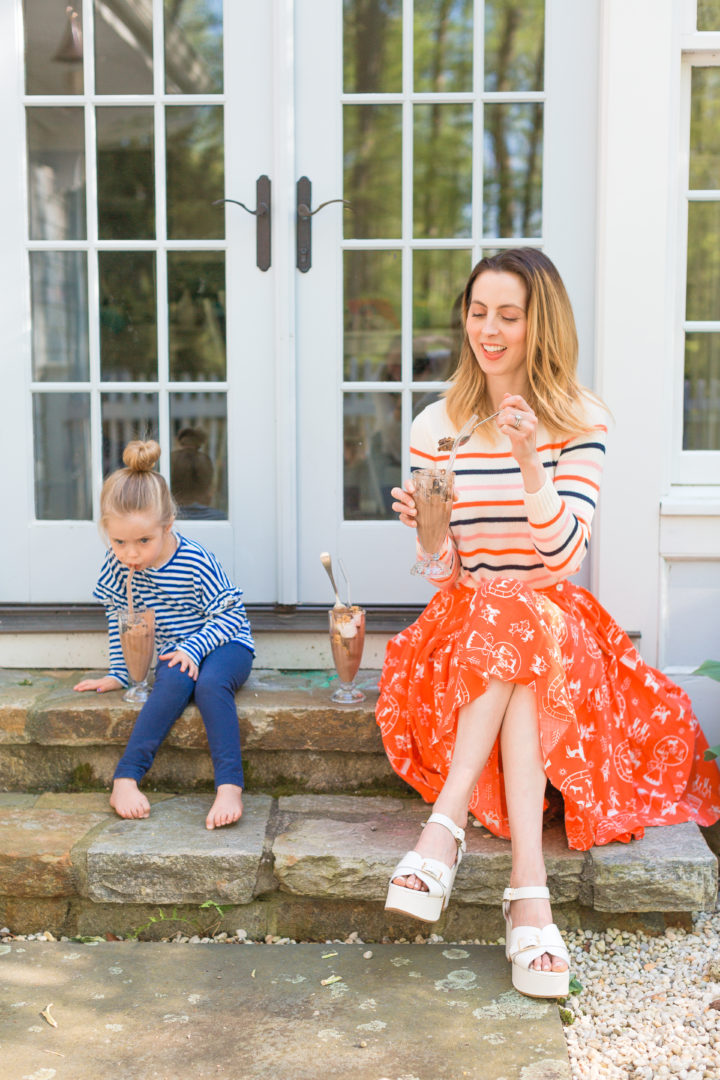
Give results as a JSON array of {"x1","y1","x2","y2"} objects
[
  {"x1": 414, "y1": 104, "x2": 472, "y2": 238},
  {"x1": 344, "y1": 105, "x2": 402, "y2": 239},
  {"x1": 484, "y1": 0, "x2": 544, "y2": 92},
  {"x1": 697, "y1": 0, "x2": 720, "y2": 30},
  {"x1": 344, "y1": 392, "x2": 400, "y2": 520},
  {"x1": 33, "y1": 393, "x2": 91, "y2": 519},
  {"x1": 690, "y1": 68, "x2": 720, "y2": 190},
  {"x1": 27, "y1": 108, "x2": 86, "y2": 241},
  {"x1": 168, "y1": 253, "x2": 226, "y2": 381},
  {"x1": 413, "y1": 249, "x2": 468, "y2": 381},
  {"x1": 414, "y1": 0, "x2": 472, "y2": 93},
  {"x1": 166, "y1": 106, "x2": 224, "y2": 239},
  {"x1": 94, "y1": 0, "x2": 153, "y2": 95},
  {"x1": 24, "y1": 0, "x2": 84, "y2": 95},
  {"x1": 343, "y1": 0, "x2": 402, "y2": 93},
  {"x1": 170, "y1": 395, "x2": 228, "y2": 518},
  {"x1": 413, "y1": 389, "x2": 443, "y2": 419},
  {"x1": 484, "y1": 103, "x2": 543, "y2": 237},
  {"x1": 344, "y1": 251, "x2": 401, "y2": 381},
  {"x1": 165, "y1": 0, "x2": 223, "y2": 94},
  {"x1": 686, "y1": 202, "x2": 720, "y2": 321},
  {"x1": 102, "y1": 393, "x2": 159, "y2": 476},
  {"x1": 97, "y1": 108, "x2": 155, "y2": 240},
  {"x1": 99, "y1": 252, "x2": 157, "y2": 381},
  {"x1": 684, "y1": 333, "x2": 720, "y2": 450},
  {"x1": 31, "y1": 252, "x2": 89, "y2": 382}
]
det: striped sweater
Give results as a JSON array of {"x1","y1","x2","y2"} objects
[
  {"x1": 410, "y1": 397, "x2": 608, "y2": 591},
  {"x1": 93, "y1": 533, "x2": 255, "y2": 686}
]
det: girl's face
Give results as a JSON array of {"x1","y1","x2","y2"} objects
[
  {"x1": 465, "y1": 270, "x2": 529, "y2": 386},
  {"x1": 105, "y1": 511, "x2": 175, "y2": 572}
]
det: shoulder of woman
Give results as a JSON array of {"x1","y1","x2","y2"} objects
[{"x1": 410, "y1": 398, "x2": 451, "y2": 437}]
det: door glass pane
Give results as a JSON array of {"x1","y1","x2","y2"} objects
[
  {"x1": 165, "y1": 0, "x2": 223, "y2": 94},
  {"x1": 97, "y1": 108, "x2": 155, "y2": 240},
  {"x1": 99, "y1": 252, "x2": 157, "y2": 381},
  {"x1": 94, "y1": 0, "x2": 153, "y2": 95},
  {"x1": 484, "y1": 102, "x2": 543, "y2": 237},
  {"x1": 343, "y1": 0, "x2": 402, "y2": 93},
  {"x1": 684, "y1": 333, "x2": 720, "y2": 449},
  {"x1": 413, "y1": 104, "x2": 473, "y2": 237},
  {"x1": 168, "y1": 253, "x2": 226, "y2": 381},
  {"x1": 170, "y1": 395, "x2": 228, "y2": 518},
  {"x1": 414, "y1": 0, "x2": 473, "y2": 92},
  {"x1": 686, "y1": 202, "x2": 720, "y2": 321},
  {"x1": 412, "y1": 249, "x2": 467, "y2": 381},
  {"x1": 27, "y1": 108, "x2": 86, "y2": 241},
  {"x1": 484, "y1": 0, "x2": 545, "y2": 91},
  {"x1": 33, "y1": 393, "x2": 91, "y2": 519},
  {"x1": 344, "y1": 105, "x2": 403, "y2": 239},
  {"x1": 697, "y1": 0, "x2": 720, "y2": 30},
  {"x1": 102, "y1": 393, "x2": 159, "y2": 475},
  {"x1": 31, "y1": 252, "x2": 89, "y2": 382},
  {"x1": 689, "y1": 68, "x2": 720, "y2": 190},
  {"x1": 344, "y1": 251, "x2": 401, "y2": 381},
  {"x1": 344, "y1": 391, "x2": 400, "y2": 520},
  {"x1": 166, "y1": 106, "x2": 225, "y2": 240},
  {"x1": 24, "y1": 0, "x2": 84, "y2": 95}
]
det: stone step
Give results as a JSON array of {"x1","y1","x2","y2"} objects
[
  {"x1": 0, "y1": 667, "x2": 395, "y2": 794},
  {"x1": 0, "y1": 791, "x2": 716, "y2": 940}
]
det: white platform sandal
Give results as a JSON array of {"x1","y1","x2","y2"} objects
[
  {"x1": 384, "y1": 813, "x2": 466, "y2": 923},
  {"x1": 502, "y1": 886, "x2": 570, "y2": 999}
]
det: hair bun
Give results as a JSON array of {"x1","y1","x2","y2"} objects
[
  {"x1": 177, "y1": 427, "x2": 207, "y2": 451},
  {"x1": 123, "y1": 439, "x2": 161, "y2": 473}
]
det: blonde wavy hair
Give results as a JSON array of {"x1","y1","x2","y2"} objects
[
  {"x1": 99, "y1": 440, "x2": 176, "y2": 532},
  {"x1": 445, "y1": 248, "x2": 602, "y2": 437}
]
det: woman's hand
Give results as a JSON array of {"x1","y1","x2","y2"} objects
[
  {"x1": 159, "y1": 648, "x2": 199, "y2": 680},
  {"x1": 391, "y1": 480, "x2": 418, "y2": 528},
  {"x1": 497, "y1": 393, "x2": 545, "y2": 493},
  {"x1": 73, "y1": 675, "x2": 123, "y2": 693}
]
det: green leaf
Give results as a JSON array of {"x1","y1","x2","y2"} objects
[
  {"x1": 568, "y1": 976, "x2": 583, "y2": 995},
  {"x1": 704, "y1": 744, "x2": 720, "y2": 761},
  {"x1": 693, "y1": 660, "x2": 720, "y2": 682}
]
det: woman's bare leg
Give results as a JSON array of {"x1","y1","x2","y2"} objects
[
  {"x1": 393, "y1": 678, "x2": 513, "y2": 890},
  {"x1": 500, "y1": 683, "x2": 567, "y2": 973}
]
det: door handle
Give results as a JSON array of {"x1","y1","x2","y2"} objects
[
  {"x1": 214, "y1": 175, "x2": 271, "y2": 270},
  {"x1": 296, "y1": 176, "x2": 351, "y2": 272}
]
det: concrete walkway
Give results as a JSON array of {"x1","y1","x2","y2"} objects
[{"x1": 0, "y1": 941, "x2": 571, "y2": 1080}]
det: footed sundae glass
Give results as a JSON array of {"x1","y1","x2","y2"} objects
[
  {"x1": 410, "y1": 468, "x2": 455, "y2": 578},
  {"x1": 118, "y1": 607, "x2": 156, "y2": 704},
  {"x1": 328, "y1": 606, "x2": 366, "y2": 703}
]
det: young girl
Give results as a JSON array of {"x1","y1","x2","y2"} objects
[
  {"x1": 74, "y1": 439, "x2": 254, "y2": 831},
  {"x1": 378, "y1": 248, "x2": 720, "y2": 998}
]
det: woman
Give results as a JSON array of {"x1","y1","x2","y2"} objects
[{"x1": 376, "y1": 248, "x2": 720, "y2": 999}]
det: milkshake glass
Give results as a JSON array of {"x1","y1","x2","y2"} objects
[
  {"x1": 118, "y1": 607, "x2": 156, "y2": 703},
  {"x1": 328, "y1": 606, "x2": 366, "y2": 703},
  {"x1": 410, "y1": 468, "x2": 454, "y2": 578}
]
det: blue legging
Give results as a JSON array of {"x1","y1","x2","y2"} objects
[{"x1": 114, "y1": 642, "x2": 253, "y2": 788}]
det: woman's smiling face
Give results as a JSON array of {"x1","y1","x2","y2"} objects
[{"x1": 465, "y1": 270, "x2": 529, "y2": 385}]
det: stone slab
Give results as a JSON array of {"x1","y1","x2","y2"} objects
[
  {"x1": 272, "y1": 797, "x2": 587, "y2": 904},
  {"x1": 0, "y1": 807, "x2": 109, "y2": 897},
  {"x1": 0, "y1": 941, "x2": 570, "y2": 1080},
  {"x1": 589, "y1": 822, "x2": 718, "y2": 911},
  {"x1": 85, "y1": 794, "x2": 274, "y2": 905}
]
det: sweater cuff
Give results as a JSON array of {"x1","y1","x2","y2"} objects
[{"x1": 523, "y1": 474, "x2": 563, "y2": 526}]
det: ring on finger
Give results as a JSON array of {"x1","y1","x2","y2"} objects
[{"x1": 514, "y1": 413, "x2": 522, "y2": 429}]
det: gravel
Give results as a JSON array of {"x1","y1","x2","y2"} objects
[{"x1": 3, "y1": 913, "x2": 720, "y2": 1079}]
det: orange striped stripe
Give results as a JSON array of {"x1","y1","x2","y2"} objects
[
  {"x1": 553, "y1": 532, "x2": 585, "y2": 572},
  {"x1": 458, "y1": 546, "x2": 535, "y2": 557},
  {"x1": 529, "y1": 503, "x2": 566, "y2": 529},
  {"x1": 454, "y1": 499, "x2": 525, "y2": 509}
]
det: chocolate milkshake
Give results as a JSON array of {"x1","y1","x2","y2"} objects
[
  {"x1": 414, "y1": 469, "x2": 454, "y2": 555},
  {"x1": 329, "y1": 606, "x2": 365, "y2": 683},
  {"x1": 119, "y1": 608, "x2": 155, "y2": 685}
]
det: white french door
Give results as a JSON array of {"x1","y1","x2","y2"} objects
[{"x1": 2, "y1": 0, "x2": 600, "y2": 607}]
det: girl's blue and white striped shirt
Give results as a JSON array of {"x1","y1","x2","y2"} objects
[{"x1": 93, "y1": 533, "x2": 255, "y2": 686}]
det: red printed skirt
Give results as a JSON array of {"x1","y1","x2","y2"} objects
[{"x1": 376, "y1": 579, "x2": 720, "y2": 851}]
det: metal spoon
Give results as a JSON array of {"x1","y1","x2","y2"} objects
[
  {"x1": 320, "y1": 552, "x2": 345, "y2": 609},
  {"x1": 440, "y1": 409, "x2": 502, "y2": 474}
]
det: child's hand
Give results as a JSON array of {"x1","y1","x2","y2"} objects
[
  {"x1": 73, "y1": 675, "x2": 123, "y2": 693},
  {"x1": 159, "y1": 649, "x2": 199, "y2": 680}
]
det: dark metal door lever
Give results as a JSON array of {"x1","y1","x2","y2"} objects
[
  {"x1": 296, "y1": 176, "x2": 351, "y2": 272},
  {"x1": 214, "y1": 175, "x2": 271, "y2": 270}
]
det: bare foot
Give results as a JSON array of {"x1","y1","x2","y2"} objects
[
  {"x1": 392, "y1": 819, "x2": 462, "y2": 892},
  {"x1": 110, "y1": 778, "x2": 150, "y2": 820},
  {"x1": 206, "y1": 784, "x2": 243, "y2": 830},
  {"x1": 509, "y1": 894, "x2": 568, "y2": 973}
]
